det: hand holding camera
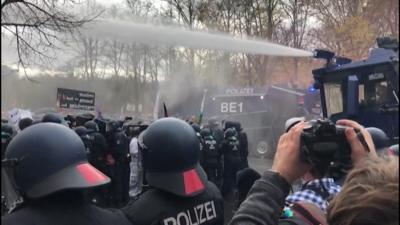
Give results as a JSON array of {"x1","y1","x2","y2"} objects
[
  {"x1": 272, "y1": 118, "x2": 376, "y2": 184},
  {"x1": 336, "y1": 119, "x2": 377, "y2": 165},
  {"x1": 272, "y1": 121, "x2": 311, "y2": 184}
]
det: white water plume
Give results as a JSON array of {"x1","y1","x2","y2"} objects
[{"x1": 80, "y1": 19, "x2": 313, "y2": 57}]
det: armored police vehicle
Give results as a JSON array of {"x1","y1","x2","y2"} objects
[
  {"x1": 203, "y1": 85, "x2": 320, "y2": 157},
  {"x1": 157, "y1": 81, "x2": 320, "y2": 158},
  {"x1": 312, "y1": 37, "x2": 399, "y2": 143}
]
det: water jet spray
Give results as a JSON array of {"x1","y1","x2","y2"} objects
[{"x1": 80, "y1": 19, "x2": 313, "y2": 57}]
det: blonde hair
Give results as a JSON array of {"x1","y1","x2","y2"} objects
[{"x1": 327, "y1": 157, "x2": 399, "y2": 225}]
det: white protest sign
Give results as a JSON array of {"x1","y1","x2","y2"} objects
[
  {"x1": 8, "y1": 108, "x2": 33, "y2": 127},
  {"x1": 8, "y1": 108, "x2": 20, "y2": 125}
]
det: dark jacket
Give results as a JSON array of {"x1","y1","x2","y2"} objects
[
  {"x1": 221, "y1": 137, "x2": 240, "y2": 157},
  {"x1": 229, "y1": 171, "x2": 291, "y2": 225},
  {"x1": 2, "y1": 192, "x2": 132, "y2": 225},
  {"x1": 110, "y1": 131, "x2": 131, "y2": 164},
  {"x1": 211, "y1": 128, "x2": 224, "y2": 149},
  {"x1": 90, "y1": 132, "x2": 109, "y2": 170},
  {"x1": 202, "y1": 136, "x2": 222, "y2": 167},
  {"x1": 122, "y1": 182, "x2": 224, "y2": 225},
  {"x1": 238, "y1": 131, "x2": 249, "y2": 169}
]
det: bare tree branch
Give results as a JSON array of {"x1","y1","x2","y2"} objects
[{"x1": 1, "y1": 0, "x2": 103, "y2": 81}]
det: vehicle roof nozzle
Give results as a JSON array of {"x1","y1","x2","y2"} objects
[{"x1": 313, "y1": 49, "x2": 335, "y2": 64}]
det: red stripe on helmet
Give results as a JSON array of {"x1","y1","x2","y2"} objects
[
  {"x1": 183, "y1": 169, "x2": 205, "y2": 195},
  {"x1": 76, "y1": 163, "x2": 108, "y2": 185}
]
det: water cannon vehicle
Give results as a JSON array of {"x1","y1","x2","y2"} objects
[
  {"x1": 158, "y1": 84, "x2": 321, "y2": 158},
  {"x1": 312, "y1": 37, "x2": 399, "y2": 144}
]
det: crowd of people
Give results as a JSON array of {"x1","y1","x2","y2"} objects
[
  {"x1": 1, "y1": 114, "x2": 250, "y2": 211},
  {"x1": 1, "y1": 112, "x2": 399, "y2": 225}
]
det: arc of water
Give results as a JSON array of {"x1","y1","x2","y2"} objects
[{"x1": 81, "y1": 20, "x2": 313, "y2": 57}]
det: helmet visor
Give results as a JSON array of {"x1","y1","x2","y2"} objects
[
  {"x1": 1, "y1": 159, "x2": 24, "y2": 213},
  {"x1": 26, "y1": 162, "x2": 110, "y2": 199}
]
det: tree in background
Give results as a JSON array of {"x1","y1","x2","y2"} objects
[
  {"x1": 309, "y1": 0, "x2": 398, "y2": 59},
  {"x1": 1, "y1": 0, "x2": 101, "y2": 80},
  {"x1": 280, "y1": 0, "x2": 313, "y2": 87},
  {"x1": 2, "y1": 0, "x2": 398, "y2": 115}
]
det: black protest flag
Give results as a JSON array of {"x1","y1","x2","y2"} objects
[{"x1": 163, "y1": 102, "x2": 169, "y2": 117}]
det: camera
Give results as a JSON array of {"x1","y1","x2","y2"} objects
[{"x1": 286, "y1": 118, "x2": 355, "y2": 177}]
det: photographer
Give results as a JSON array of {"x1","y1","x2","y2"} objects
[{"x1": 229, "y1": 119, "x2": 378, "y2": 225}]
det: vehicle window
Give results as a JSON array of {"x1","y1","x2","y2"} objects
[
  {"x1": 324, "y1": 83, "x2": 344, "y2": 117},
  {"x1": 375, "y1": 81, "x2": 388, "y2": 104},
  {"x1": 359, "y1": 80, "x2": 388, "y2": 107},
  {"x1": 359, "y1": 84, "x2": 365, "y2": 104}
]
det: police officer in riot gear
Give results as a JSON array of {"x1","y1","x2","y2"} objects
[
  {"x1": 84, "y1": 120, "x2": 109, "y2": 172},
  {"x1": 221, "y1": 128, "x2": 241, "y2": 198},
  {"x1": 107, "y1": 120, "x2": 131, "y2": 207},
  {"x1": 236, "y1": 123, "x2": 249, "y2": 170},
  {"x1": 74, "y1": 125, "x2": 107, "y2": 206},
  {"x1": 84, "y1": 120, "x2": 112, "y2": 207},
  {"x1": 85, "y1": 120, "x2": 100, "y2": 133},
  {"x1": 74, "y1": 126, "x2": 93, "y2": 158},
  {"x1": 223, "y1": 121, "x2": 249, "y2": 170},
  {"x1": 200, "y1": 128, "x2": 223, "y2": 188},
  {"x1": 122, "y1": 118, "x2": 224, "y2": 225},
  {"x1": 1, "y1": 123, "x2": 132, "y2": 225},
  {"x1": 192, "y1": 123, "x2": 205, "y2": 166},
  {"x1": 191, "y1": 123, "x2": 201, "y2": 134},
  {"x1": 208, "y1": 118, "x2": 224, "y2": 148},
  {"x1": 207, "y1": 118, "x2": 224, "y2": 187}
]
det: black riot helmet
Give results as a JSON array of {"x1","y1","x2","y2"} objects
[
  {"x1": 224, "y1": 121, "x2": 241, "y2": 131},
  {"x1": 107, "y1": 120, "x2": 121, "y2": 133},
  {"x1": 75, "y1": 113, "x2": 95, "y2": 126},
  {"x1": 18, "y1": 117, "x2": 33, "y2": 131},
  {"x1": 123, "y1": 120, "x2": 143, "y2": 137},
  {"x1": 84, "y1": 120, "x2": 99, "y2": 133},
  {"x1": 191, "y1": 123, "x2": 201, "y2": 133},
  {"x1": 41, "y1": 113, "x2": 62, "y2": 124},
  {"x1": 200, "y1": 128, "x2": 212, "y2": 138},
  {"x1": 208, "y1": 118, "x2": 220, "y2": 129},
  {"x1": 74, "y1": 126, "x2": 89, "y2": 137},
  {"x1": 224, "y1": 127, "x2": 238, "y2": 139},
  {"x1": 94, "y1": 118, "x2": 108, "y2": 134},
  {"x1": 4, "y1": 123, "x2": 110, "y2": 199},
  {"x1": 127, "y1": 126, "x2": 141, "y2": 137},
  {"x1": 366, "y1": 127, "x2": 391, "y2": 152},
  {"x1": 138, "y1": 117, "x2": 207, "y2": 197}
]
